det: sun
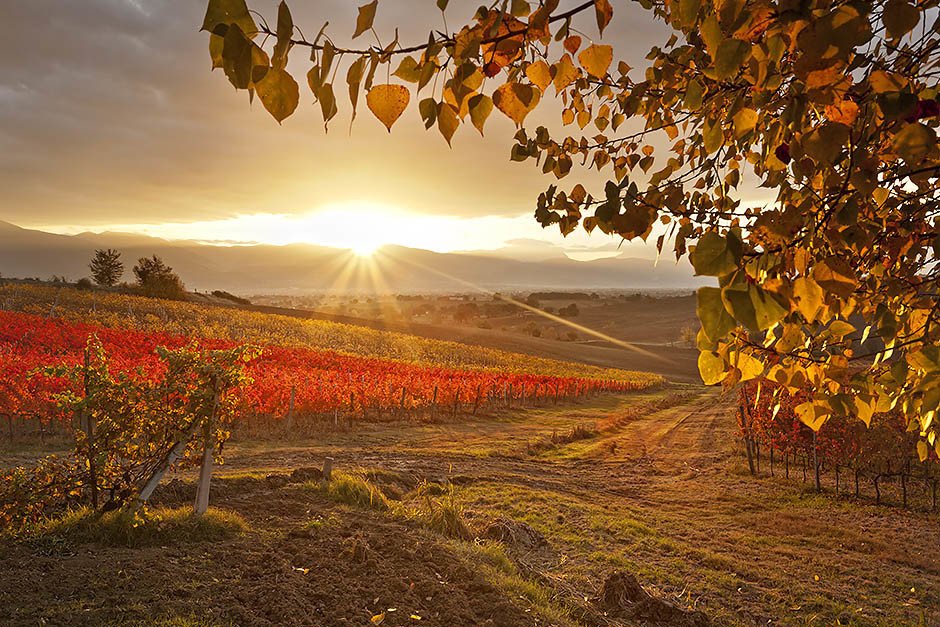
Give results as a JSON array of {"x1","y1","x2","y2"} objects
[{"x1": 351, "y1": 242, "x2": 378, "y2": 257}]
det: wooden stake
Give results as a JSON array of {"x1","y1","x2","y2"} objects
[
  {"x1": 194, "y1": 388, "x2": 221, "y2": 515},
  {"x1": 285, "y1": 385, "x2": 295, "y2": 432},
  {"x1": 323, "y1": 457, "x2": 333, "y2": 481}
]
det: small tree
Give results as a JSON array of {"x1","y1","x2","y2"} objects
[
  {"x1": 133, "y1": 255, "x2": 186, "y2": 300},
  {"x1": 89, "y1": 249, "x2": 124, "y2": 287}
]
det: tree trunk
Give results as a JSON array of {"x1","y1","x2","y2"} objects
[{"x1": 812, "y1": 431, "x2": 821, "y2": 492}]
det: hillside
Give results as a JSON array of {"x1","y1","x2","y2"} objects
[{"x1": 0, "y1": 221, "x2": 707, "y2": 294}]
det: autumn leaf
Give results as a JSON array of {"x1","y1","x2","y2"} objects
[
  {"x1": 594, "y1": 0, "x2": 613, "y2": 35},
  {"x1": 525, "y1": 60, "x2": 552, "y2": 92},
  {"x1": 255, "y1": 67, "x2": 300, "y2": 123},
  {"x1": 493, "y1": 82, "x2": 540, "y2": 126},
  {"x1": 353, "y1": 0, "x2": 378, "y2": 39},
  {"x1": 437, "y1": 102, "x2": 459, "y2": 145},
  {"x1": 367, "y1": 84, "x2": 410, "y2": 131},
  {"x1": 468, "y1": 93, "x2": 493, "y2": 135},
  {"x1": 563, "y1": 35, "x2": 582, "y2": 55},
  {"x1": 552, "y1": 54, "x2": 579, "y2": 93},
  {"x1": 577, "y1": 44, "x2": 613, "y2": 78}
]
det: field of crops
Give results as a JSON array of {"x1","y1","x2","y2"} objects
[
  {"x1": 0, "y1": 285, "x2": 662, "y2": 437},
  {"x1": 0, "y1": 283, "x2": 658, "y2": 384},
  {"x1": 738, "y1": 381, "x2": 938, "y2": 509}
]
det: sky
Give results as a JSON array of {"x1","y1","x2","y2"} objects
[{"x1": 1, "y1": 0, "x2": 677, "y2": 260}]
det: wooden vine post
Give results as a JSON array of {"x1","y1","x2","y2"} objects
[
  {"x1": 82, "y1": 345, "x2": 99, "y2": 509},
  {"x1": 431, "y1": 385, "x2": 438, "y2": 421},
  {"x1": 194, "y1": 385, "x2": 221, "y2": 515},
  {"x1": 285, "y1": 385, "x2": 295, "y2": 432}
]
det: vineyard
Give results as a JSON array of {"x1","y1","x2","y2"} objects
[
  {"x1": 0, "y1": 283, "x2": 657, "y2": 384},
  {"x1": 737, "y1": 381, "x2": 939, "y2": 510},
  {"x1": 0, "y1": 295, "x2": 661, "y2": 441}
]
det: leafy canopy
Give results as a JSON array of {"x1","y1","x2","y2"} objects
[{"x1": 201, "y1": 0, "x2": 940, "y2": 457}]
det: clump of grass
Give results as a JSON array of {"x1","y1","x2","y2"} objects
[
  {"x1": 417, "y1": 484, "x2": 472, "y2": 540},
  {"x1": 31, "y1": 506, "x2": 246, "y2": 548},
  {"x1": 302, "y1": 512, "x2": 342, "y2": 533},
  {"x1": 450, "y1": 539, "x2": 576, "y2": 626},
  {"x1": 302, "y1": 472, "x2": 390, "y2": 511},
  {"x1": 523, "y1": 423, "x2": 598, "y2": 456}
]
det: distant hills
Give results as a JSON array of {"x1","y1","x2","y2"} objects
[{"x1": 0, "y1": 220, "x2": 706, "y2": 294}]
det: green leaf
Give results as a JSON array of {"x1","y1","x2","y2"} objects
[
  {"x1": 221, "y1": 24, "x2": 253, "y2": 89},
  {"x1": 353, "y1": 1, "x2": 378, "y2": 39},
  {"x1": 714, "y1": 39, "x2": 749, "y2": 79},
  {"x1": 419, "y1": 98, "x2": 437, "y2": 129},
  {"x1": 691, "y1": 231, "x2": 737, "y2": 276},
  {"x1": 893, "y1": 122, "x2": 936, "y2": 164},
  {"x1": 202, "y1": 0, "x2": 257, "y2": 38},
  {"x1": 697, "y1": 286, "x2": 736, "y2": 342},
  {"x1": 750, "y1": 286, "x2": 787, "y2": 331},
  {"x1": 255, "y1": 67, "x2": 299, "y2": 123},
  {"x1": 698, "y1": 351, "x2": 726, "y2": 385},
  {"x1": 721, "y1": 284, "x2": 759, "y2": 332}
]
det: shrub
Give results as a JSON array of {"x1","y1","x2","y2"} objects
[{"x1": 133, "y1": 255, "x2": 186, "y2": 300}]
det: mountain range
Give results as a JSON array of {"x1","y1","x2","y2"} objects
[{"x1": 0, "y1": 220, "x2": 705, "y2": 294}]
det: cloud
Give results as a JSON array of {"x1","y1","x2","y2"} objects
[{"x1": 2, "y1": 0, "x2": 672, "y2": 251}]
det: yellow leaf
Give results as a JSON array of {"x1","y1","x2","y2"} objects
[
  {"x1": 255, "y1": 67, "x2": 300, "y2": 123},
  {"x1": 525, "y1": 60, "x2": 552, "y2": 92},
  {"x1": 367, "y1": 84, "x2": 410, "y2": 131},
  {"x1": 437, "y1": 102, "x2": 459, "y2": 145},
  {"x1": 795, "y1": 401, "x2": 830, "y2": 431},
  {"x1": 732, "y1": 108, "x2": 757, "y2": 138},
  {"x1": 918, "y1": 440, "x2": 928, "y2": 462},
  {"x1": 577, "y1": 44, "x2": 613, "y2": 78},
  {"x1": 492, "y1": 82, "x2": 540, "y2": 126},
  {"x1": 371, "y1": 613, "x2": 386, "y2": 625},
  {"x1": 698, "y1": 350, "x2": 726, "y2": 385},
  {"x1": 736, "y1": 352, "x2": 764, "y2": 382},
  {"x1": 468, "y1": 93, "x2": 493, "y2": 135},
  {"x1": 552, "y1": 54, "x2": 579, "y2": 94}
]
